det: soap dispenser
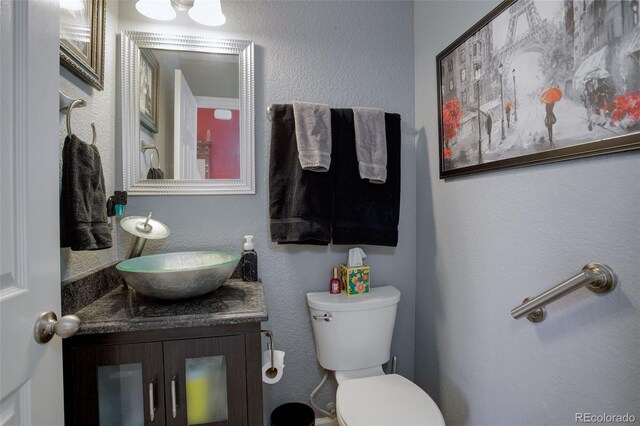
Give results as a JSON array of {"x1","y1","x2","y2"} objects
[{"x1": 241, "y1": 235, "x2": 258, "y2": 282}]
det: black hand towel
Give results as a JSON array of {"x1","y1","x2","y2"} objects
[
  {"x1": 147, "y1": 167, "x2": 165, "y2": 179},
  {"x1": 269, "y1": 104, "x2": 334, "y2": 245},
  {"x1": 60, "y1": 135, "x2": 113, "y2": 251},
  {"x1": 331, "y1": 109, "x2": 401, "y2": 247}
]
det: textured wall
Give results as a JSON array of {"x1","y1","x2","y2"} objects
[
  {"x1": 118, "y1": 0, "x2": 415, "y2": 420},
  {"x1": 414, "y1": 2, "x2": 640, "y2": 425},
  {"x1": 59, "y1": 0, "x2": 119, "y2": 281}
]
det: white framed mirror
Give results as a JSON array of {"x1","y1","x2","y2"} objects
[{"x1": 121, "y1": 31, "x2": 254, "y2": 195}]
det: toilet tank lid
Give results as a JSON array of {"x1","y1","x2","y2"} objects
[{"x1": 306, "y1": 286, "x2": 400, "y2": 311}]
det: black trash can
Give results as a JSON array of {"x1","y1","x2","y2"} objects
[{"x1": 270, "y1": 402, "x2": 315, "y2": 426}]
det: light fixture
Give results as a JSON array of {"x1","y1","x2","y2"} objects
[
  {"x1": 188, "y1": 0, "x2": 226, "y2": 26},
  {"x1": 135, "y1": 0, "x2": 177, "y2": 22},
  {"x1": 135, "y1": 0, "x2": 226, "y2": 27},
  {"x1": 214, "y1": 109, "x2": 232, "y2": 120},
  {"x1": 59, "y1": 0, "x2": 84, "y2": 11}
]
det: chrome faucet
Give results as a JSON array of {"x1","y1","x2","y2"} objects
[{"x1": 120, "y1": 212, "x2": 170, "y2": 259}]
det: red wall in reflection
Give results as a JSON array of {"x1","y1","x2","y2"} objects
[{"x1": 197, "y1": 108, "x2": 240, "y2": 179}]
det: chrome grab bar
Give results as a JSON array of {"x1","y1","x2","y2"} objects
[{"x1": 511, "y1": 262, "x2": 616, "y2": 323}]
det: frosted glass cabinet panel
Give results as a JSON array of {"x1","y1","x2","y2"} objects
[
  {"x1": 97, "y1": 363, "x2": 144, "y2": 426},
  {"x1": 185, "y1": 356, "x2": 228, "y2": 424},
  {"x1": 164, "y1": 335, "x2": 247, "y2": 425}
]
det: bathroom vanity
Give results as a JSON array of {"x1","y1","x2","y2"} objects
[{"x1": 62, "y1": 279, "x2": 267, "y2": 426}]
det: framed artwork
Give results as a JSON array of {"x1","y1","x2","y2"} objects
[
  {"x1": 60, "y1": 0, "x2": 106, "y2": 90},
  {"x1": 437, "y1": 0, "x2": 640, "y2": 178},
  {"x1": 139, "y1": 49, "x2": 159, "y2": 133}
]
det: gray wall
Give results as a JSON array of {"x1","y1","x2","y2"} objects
[
  {"x1": 119, "y1": 0, "x2": 416, "y2": 419},
  {"x1": 59, "y1": 0, "x2": 119, "y2": 280},
  {"x1": 414, "y1": 2, "x2": 640, "y2": 425}
]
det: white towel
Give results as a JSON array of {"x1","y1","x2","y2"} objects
[
  {"x1": 352, "y1": 107, "x2": 387, "y2": 184},
  {"x1": 292, "y1": 101, "x2": 332, "y2": 172}
]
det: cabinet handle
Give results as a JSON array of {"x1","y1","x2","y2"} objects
[
  {"x1": 149, "y1": 377, "x2": 157, "y2": 422},
  {"x1": 171, "y1": 375, "x2": 177, "y2": 419}
]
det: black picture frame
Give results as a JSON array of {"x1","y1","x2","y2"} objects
[
  {"x1": 437, "y1": 0, "x2": 640, "y2": 178},
  {"x1": 139, "y1": 48, "x2": 159, "y2": 134}
]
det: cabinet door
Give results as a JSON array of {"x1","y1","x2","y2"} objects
[
  {"x1": 163, "y1": 335, "x2": 247, "y2": 426},
  {"x1": 66, "y1": 342, "x2": 165, "y2": 426}
]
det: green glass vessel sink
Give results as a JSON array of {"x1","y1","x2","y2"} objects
[{"x1": 116, "y1": 251, "x2": 240, "y2": 300}]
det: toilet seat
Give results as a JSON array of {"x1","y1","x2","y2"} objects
[{"x1": 336, "y1": 374, "x2": 445, "y2": 426}]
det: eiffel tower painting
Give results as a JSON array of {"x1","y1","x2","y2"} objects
[
  {"x1": 437, "y1": 0, "x2": 640, "y2": 178},
  {"x1": 499, "y1": 0, "x2": 551, "y2": 64}
]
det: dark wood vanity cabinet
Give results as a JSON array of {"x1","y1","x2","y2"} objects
[{"x1": 63, "y1": 323, "x2": 263, "y2": 426}]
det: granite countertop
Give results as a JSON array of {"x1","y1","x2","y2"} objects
[{"x1": 73, "y1": 279, "x2": 268, "y2": 335}]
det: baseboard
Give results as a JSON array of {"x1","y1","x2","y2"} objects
[{"x1": 315, "y1": 416, "x2": 338, "y2": 425}]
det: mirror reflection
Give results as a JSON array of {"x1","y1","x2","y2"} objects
[
  {"x1": 121, "y1": 31, "x2": 254, "y2": 195},
  {"x1": 139, "y1": 49, "x2": 240, "y2": 180}
]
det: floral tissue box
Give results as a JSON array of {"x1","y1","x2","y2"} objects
[{"x1": 340, "y1": 264, "x2": 370, "y2": 296}]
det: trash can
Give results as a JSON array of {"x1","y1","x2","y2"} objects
[{"x1": 271, "y1": 402, "x2": 315, "y2": 426}]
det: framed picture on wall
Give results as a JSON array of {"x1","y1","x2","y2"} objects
[
  {"x1": 436, "y1": 0, "x2": 640, "y2": 178},
  {"x1": 60, "y1": 0, "x2": 106, "y2": 90},
  {"x1": 139, "y1": 49, "x2": 159, "y2": 133}
]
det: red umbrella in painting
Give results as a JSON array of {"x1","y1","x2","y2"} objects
[
  {"x1": 540, "y1": 87, "x2": 563, "y2": 104},
  {"x1": 540, "y1": 87, "x2": 562, "y2": 147}
]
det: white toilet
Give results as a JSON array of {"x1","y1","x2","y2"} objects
[{"x1": 307, "y1": 286, "x2": 445, "y2": 426}]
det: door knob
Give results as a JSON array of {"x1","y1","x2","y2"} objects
[{"x1": 33, "y1": 311, "x2": 80, "y2": 344}]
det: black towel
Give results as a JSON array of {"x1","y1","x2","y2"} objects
[
  {"x1": 147, "y1": 167, "x2": 165, "y2": 179},
  {"x1": 60, "y1": 135, "x2": 113, "y2": 251},
  {"x1": 269, "y1": 104, "x2": 334, "y2": 245},
  {"x1": 331, "y1": 109, "x2": 401, "y2": 247}
]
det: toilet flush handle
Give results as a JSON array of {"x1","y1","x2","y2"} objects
[{"x1": 312, "y1": 312, "x2": 332, "y2": 322}]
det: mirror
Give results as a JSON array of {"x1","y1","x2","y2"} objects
[{"x1": 121, "y1": 31, "x2": 254, "y2": 195}]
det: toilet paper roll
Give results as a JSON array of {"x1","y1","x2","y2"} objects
[{"x1": 262, "y1": 349, "x2": 285, "y2": 384}]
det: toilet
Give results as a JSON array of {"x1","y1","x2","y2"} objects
[{"x1": 307, "y1": 286, "x2": 445, "y2": 426}]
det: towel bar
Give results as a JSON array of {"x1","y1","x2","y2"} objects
[
  {"x1": 60, "y1": 91, "x2": 96, "y2": 144},
  {"x1": 141, "y1": 141, "x2": 160, "y2": 168},
  {"x1": 511, "y1": 262, "x2": 616, "y2": 323},
  {"x1": 266, "y1": 103, "x2": 400, "y2": 122}
]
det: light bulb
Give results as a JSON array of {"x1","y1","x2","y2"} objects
[
  {"x1": 188, "y1": 0, "x2": 226, "y2": 26},
  {"x1": 59, "y1": 0, "x2": 84, "y2": 11},
  {"x1": 135, "y1": 0, "x2": 176, "y2": 21}
]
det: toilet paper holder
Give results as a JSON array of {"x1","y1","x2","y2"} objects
[{"x1": 261, "y1": 330, "x2": 276, "y2": 373}]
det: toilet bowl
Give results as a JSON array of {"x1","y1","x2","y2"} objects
[
  {"x1": 336, "y1": 374, "x2": 445, "y2": 426},
  {"x1": 307, "y1": 286, "x2": 445, "y2": 426}
]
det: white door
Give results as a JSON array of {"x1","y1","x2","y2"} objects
[
  {"x1": 0, "y1": 1, "x2": 64, "y2": 424},
  {"x1": 174, "y1": 69, "x2": 198, "y2": 179}
]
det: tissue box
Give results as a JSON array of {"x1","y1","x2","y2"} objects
[{"x1": 340, "y1": 264, "x2": 370, "y2": 296}]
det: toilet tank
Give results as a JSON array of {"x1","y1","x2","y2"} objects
[{"x1": 307, "y1": 286, "x2": 400, "y2": 372}]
